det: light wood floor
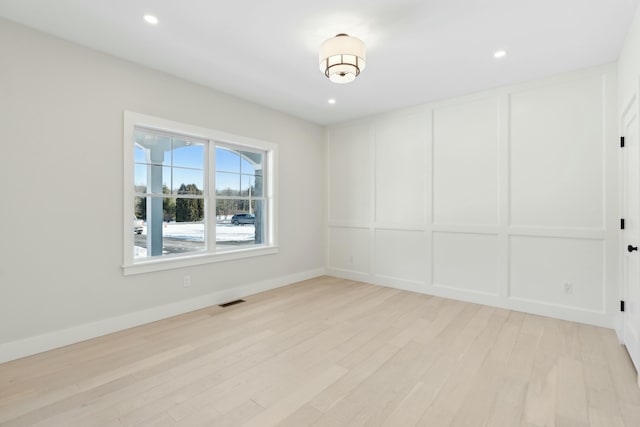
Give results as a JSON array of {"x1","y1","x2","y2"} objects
[{"x1": 1, "y1": 277, "x2": 640, "y2": 427}]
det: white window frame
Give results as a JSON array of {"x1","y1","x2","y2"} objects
[{"x1": 123, "y1": 111, "x2": 278, "y2": 276}]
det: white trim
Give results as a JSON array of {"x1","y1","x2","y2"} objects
[
  {"x1": 373, "y1": 223, "x2": 426, "y2": 232},
  {"x1": 123, "y1": 111, "x2": 278, "y2": 274},
  {"x1": 124, "y1": 112, "x2": 136, "y2": 265},
  {"x1": 123, "y1": 246, "x2": 279, "y2": 276},
  {"x1": 326, "y1": 64, "x2": 618, "y2": 331},
  {"x1": 0, "y1": 268, "x2": 326, "y2": 364},
  {"x1": 208, "y1": 141, "x2": 216, "y2": 246},
  {"x1": 619, "y1": 80, "x2": 640, "y2": 373},
  {"x1": 327, "y1": 221, "x2": 370, "y2": 229},
  {"x1": 326, "y1": 269, "x2": 614, "y2": 329},
  {"x1": 433, "y1": 282, "x2": 500, "y2": 298},
  {"x1": 619, "y1": 93, "x2": 639, "y2": 343},
  {"x1": 328, "y1": 64, "x2": 617, "y2": 132},
  {"x1": 125, "y1": 111, "x2": 279, "y2": 152}
]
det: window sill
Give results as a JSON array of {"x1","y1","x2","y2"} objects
[{"x1": 122, "y1": 246, "x2": 279, "y2": 276}]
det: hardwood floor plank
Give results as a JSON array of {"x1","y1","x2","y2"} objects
[
  {"x1": 523, "y1": 352, "x2": 557, "y2": 427},
  {"x1": 310, "y1": 343, "x2": 400, "y2": 413},
  {"x1": 277, "y1": 404, "x2": 323, "y2": 427},
  {"x1": 381, "y1": 381, "x2": 438, "y2": 427},
  {"x1": 556, "y1": 356, "x2": 590, "y2": 425},
  {"x1": 0, "y1": 278, "x2": 638, "y2": 427},
  {"x1": 241, "y1": 365, "x2": 347, "y2": 427},
  {"x1": 484, "y1": 377, "x2": 527, "y2": 427}
]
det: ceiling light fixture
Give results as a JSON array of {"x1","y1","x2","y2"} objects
[
  {"x1": 328, "y1": 99, "x2": 336, "y2": 104},
  {"x1": 144, "y1": 15, "x2": 158, "y2": 25},
  {"x1": 319, "y1": 34, "x2": 366, "y2": 84},
  {"x1": 494, "y1": 50, "x2": 507, "y2": 58}
]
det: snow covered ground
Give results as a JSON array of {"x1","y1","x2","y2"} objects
[
  {"x1": 140, "y1": 222, "x2": 255, "y2": 242},
  {"x1": 134, "y1": 222, "x2": 255, "y2": 257}
]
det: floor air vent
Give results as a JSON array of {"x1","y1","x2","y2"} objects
[{"x1": 218, "y1": 299, "x2": 246, "y2": 308}]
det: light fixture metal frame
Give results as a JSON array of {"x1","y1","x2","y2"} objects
[{"x1": 319, "y1": 33, "x2": 366, "y2": 84}]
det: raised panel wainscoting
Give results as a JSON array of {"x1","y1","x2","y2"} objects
[{"x1": 327, "y1": 64, "x2": 619, "y2": 328}]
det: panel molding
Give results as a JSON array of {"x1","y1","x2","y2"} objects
[
  {"x1": 432, "y1": 232, "x2": 501, "y2": 296},
  {"x1": 508, "y1": 296, "x2": 606, "y2": 314},
  {"x1": 431, "y1": 224, "x2": 501, "y2": 235},
  {"x1": 373, "y1": 223, "x2": 426, "y2": 232},
  {"x1": 327, "y1": 63, "x2": 618, "y2": 329},
  {"x1": 327, "y1": 221, "x2": 370, "y2": 230},
  {"x1": 373, "y1": 110, "x2": 429, "y2": 225},
  {"x1": 508, "y1": 73, "x2": 606, "y2": 229},
  {"x1": 326, "y1": 268, "x2": 613, "y2": 328},
  {"x1": 373, "y1": 229, "x2": 428, "y2": 284},
  {"x1": 508, "y1": 235, "x2": 606, "y2": 312},
  {"x1": 432, "y1": 282, "x2": 500, "y2": 297},
  {"x1": 372, "y1": 274, "x2": 425, "y2": 288},
  {"x1": 327, "y1": 122, "x2": 372, "y2": 224},
  {"x1": 508, "y1": 227, "x2": 606, "y2": 239},
  {"x1": 432, "y1": 96, "x2": 500, "y2": 226}
]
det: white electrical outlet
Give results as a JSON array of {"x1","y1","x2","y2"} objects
[
  {"x1": 183, "y1": 275, "x2": 191, "y2": 288},
  {"x1": 563, "y1": 282, "x2": 573, "y2": 295}
]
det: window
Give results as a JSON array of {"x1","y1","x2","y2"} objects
[
  {"x1": 134, "y1": 129, "x2": 206, "y2": 258},
  {"x1": 215, "y1": 145, "x2": 266, "y2": 248},
  {"x1": 123, "y1": 112, "x2": 277, "y2": 275}
]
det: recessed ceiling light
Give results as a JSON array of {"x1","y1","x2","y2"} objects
[
  {"x1": 144, "y1": 15, "x2": 158, "y2": 25},
  {"x1": 494, "y1": 50, "x2": 507, "y2": 59},
  {"x1": 328, "y1": 99, "x2": 336, "y2": 104}
]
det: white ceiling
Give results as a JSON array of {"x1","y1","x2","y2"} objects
[{"x1": 1, "y1": 0, "x2": 638, "y2": 125}]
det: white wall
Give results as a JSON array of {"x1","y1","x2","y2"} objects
[
  {"x1": 327, "y1": 64, "x2": 619, "y2": 327},
  {"x1": 0, "y1": 19, "x2": 325, "y2": 362},
  {"x1": 619, "y1": 4, "x2": 640, "y2": 114}
]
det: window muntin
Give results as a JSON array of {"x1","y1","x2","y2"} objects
[
  {"x1": 214, "y1": 146, "x2": 267, "y2": 250},
  {"x1": 125, "y1": 114, "x2": 275, "y2": 273},
  {"x1": 133, "y1": 128, "x2": 207, "y2": 259}
]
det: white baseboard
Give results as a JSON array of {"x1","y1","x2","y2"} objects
[
  {"x1": 0, "y1": 268, "x2": 326, "y2": 364},
  {"x1": 614, "y1": 313, "x2": 624, "y2": 344},
  {"x1": 326, "y1": 268, "x2": 614, "y2": 329}
]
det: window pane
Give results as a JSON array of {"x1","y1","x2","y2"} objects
[
  {"x1": 134, "y1": 163, "x2": 171, "y2": 195},
  {"x1": 216, "y1": 171, "x2": 240, "y2": 196},
  {"x1": 134, "y1": 164, "x2": 147, "y2": 191},
  {"x1": 216, "y1": 147, "x2": 240, "y2": 173},
  {"x1": 163, "y1": 197, "x2": 176, "y2": 222},
  {"x1": 161, "y1": 167, "x2": 172, "y2": 194},
  {"x1": 252, "y1": 199, "x2": 266, "y2": 245},
  {"x1": 129, "y1": 122, "x2": 272, "y2": 267},
  {"x1": 134, "y1": 197, "x2": 147, "y2": 221},
  {"x1": 134, "y1": 196, "x2": 205, "y2": 259},
  {"x1": 175, "y1": 197, "x2": 205, "y2": 222},
  {"x1": 173, "y1": 168, "x2": 204, "y2": 195},
  {"x1": 240, "y1": 174, "x2": 256, "y2": 196},
  {"x1": 254, "y1": 174, "x2": 264, "y2": 196},
  {"x1": 241, "y1": 156, "x2": 254, "y2": 175},
  {"x1": 215, "y1": 199, "x2": 251, "y2": 219},
  {"x1": 172, "y1": 141, "x2": 204, "y2": 169},
  {"x1": 215, "y1": 199, "x2": 266, "y2": 250},
  {"x1": 215, "y1": 199, "x2": 254, "y2": 250},
  {"x1": 134, "y1": 131, "x2": 171, "y2": 166},
  {"x1": 240, "y1": 151, "x2": 263, "y2": 173},
  {"x1": 134, "y1": 145, "x2": 146, "y2": 163}
]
